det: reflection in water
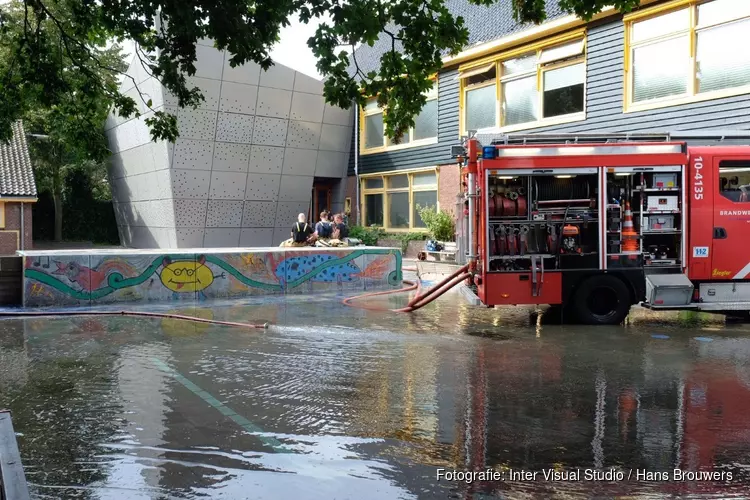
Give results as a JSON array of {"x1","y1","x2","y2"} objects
[{"x1": 0, "y1": 289, "x2": 749, "y2": 498}]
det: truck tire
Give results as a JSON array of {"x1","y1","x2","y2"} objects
[{"x1": 572, "y1": 275, "x2": 631, "y2": 325}]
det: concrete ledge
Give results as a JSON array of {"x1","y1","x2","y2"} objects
[
  {"x1": 18, "y1": 246, "x2": 402, "y2": 308},
  {"x1": 458, "y1": 284, "x2": 482, "y2": 306},
  {"x1": 0, "y1": 411, "x2": 30, "y2": 500}
]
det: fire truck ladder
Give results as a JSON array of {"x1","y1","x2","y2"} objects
[
  {"x1": 491, "y1": 132, "x2": 673, "y2": 145},
  {"x1": 488, "y1": 131, "x2": 750, "y2": 145}
]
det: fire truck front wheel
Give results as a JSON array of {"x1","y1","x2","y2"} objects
[{"x1": 572, "y1": 275, "x2": 631, "y2": 325}]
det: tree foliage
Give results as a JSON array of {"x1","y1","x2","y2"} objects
[
  {"x1": 1, "y1": 0, "x2": 125, "y2": 240},
  {"x1": 0, "y1": 0, "x2": 643, "y2": 145}
]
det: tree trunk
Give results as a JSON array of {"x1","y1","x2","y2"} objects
[
  {"x1": 52, "y1": 162, "x2": 63, "y2": 242},
  {"x1": 53, "y1": 192, "x2": 63, "y2": 242}
]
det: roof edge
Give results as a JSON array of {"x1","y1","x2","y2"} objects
[{"x1": 441, "y1": 0, "x2": 663, "y2": 68}]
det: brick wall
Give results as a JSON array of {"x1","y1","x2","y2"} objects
[
  {"x1": 0, "y1": 202, "x2": 33, "y2": 256},
  {"x1": 438, "y1": 164, "x2": 461, "y2": 216},
  {"x1": 345, "y1": 176, "x2": 358, "y2": 224}
]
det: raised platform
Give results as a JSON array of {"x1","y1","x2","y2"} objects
[{"x1": 17, "y1": 247, "x2": 402, "y2": 308}]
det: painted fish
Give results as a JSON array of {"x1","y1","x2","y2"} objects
[
  {"x1": 273, "y1": 254, "x2": 361, "y2": 286},
  {"x1": 356, "y1": 255, "x2": 392, "y2": 279},
  {"x1": 52, "y1": 259, "x2": 137, "y2": 292}
]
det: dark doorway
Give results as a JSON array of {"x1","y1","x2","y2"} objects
[{"x1": 311, "y1": 181, "x2": 333, "y2": 221}]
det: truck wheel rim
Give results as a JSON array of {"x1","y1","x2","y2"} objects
[{"x1": 587, "y1": 286, "x2": 620, "y2": 319}]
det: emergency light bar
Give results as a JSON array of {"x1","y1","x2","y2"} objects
[{"x1": 490, "y1": 144, "x2": 684, "y2": 158}]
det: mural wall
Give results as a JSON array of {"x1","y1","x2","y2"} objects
[{"x1": 22, "y1": 248, "x2": 402, "y2": 308}]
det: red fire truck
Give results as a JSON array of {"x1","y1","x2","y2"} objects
[{"x1": 457, "y1": 133, "x2": 750, "y2": 325}]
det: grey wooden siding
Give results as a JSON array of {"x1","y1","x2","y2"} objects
[
  {"x1": 347, "y1": 69, "x2": 460, "y2": 176},
  {"x1": 349, "y1": 15, "x2": 750, "y2": 176},
  {"x1": 503, "y1": 19, "x2": 750, "y2": 135}
]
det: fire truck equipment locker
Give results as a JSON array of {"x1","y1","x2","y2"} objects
[{"x1": 645, "y1": 274, "x2": 694, "y2": 307}]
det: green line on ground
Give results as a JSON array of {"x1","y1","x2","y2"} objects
[{"x1": 151, "y1": 358, "x2": 289, "y2": 453}]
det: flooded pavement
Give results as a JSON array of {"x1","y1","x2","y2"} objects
[{"x1": 1, "y1": 280, "x2": 750, "y2": 499}]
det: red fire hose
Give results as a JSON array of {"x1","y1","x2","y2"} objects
[
  {"x1": 342, "y1": 264, "x2": 471, "y2": 313},
  {"x1": 0, "y1": 310, "x2": 270, "y2": 329}
]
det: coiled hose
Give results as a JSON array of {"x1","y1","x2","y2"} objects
[{"x1": 342, "y1": 264, "x2": 471, "y2": 313}]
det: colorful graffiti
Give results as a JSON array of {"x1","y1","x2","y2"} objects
[{"x1": 22, "y1": 248, "x2": 402, "y2": 307}]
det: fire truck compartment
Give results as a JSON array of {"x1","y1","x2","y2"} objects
[
  {"x1": 699, "y1": 283, "x2": 750, "y2": 303},
  {"x1": 644, "y1": 274, "x2": 694, "y2": 308}
]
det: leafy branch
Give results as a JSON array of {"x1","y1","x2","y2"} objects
[{"x1": 0, "y1": 0, "x2": 646, "y2": 145}]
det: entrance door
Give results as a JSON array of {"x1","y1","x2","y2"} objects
[
  {"x1": 712, "y1": 156, "x2": 750, "y2": 280},
  {"x1": 312, "y1": 183, "x2": 332, "y2": 221}
]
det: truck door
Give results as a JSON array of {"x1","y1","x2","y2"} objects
[{"x1": 712, "y1": 158, "x2": 750, "y2": 280}]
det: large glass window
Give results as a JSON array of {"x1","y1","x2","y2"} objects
[
  {"x1": 361, "y1": 81, "x2": 438, "y2": 153},
  {"x1": 360, "y1": 169, "x2": 439, "y2": 230},
  {"x1": 459, "y1": 36, "x2": 585, "y2": 132},
  {"x1": 364, "y1": 193, "x2": 384, "y2": 226},
  {"x1": 626, "y1": 0, "x2": 750, "y2": 107}
]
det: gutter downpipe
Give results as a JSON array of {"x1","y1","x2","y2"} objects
[
  {"x1": 354, "y1": 100, "x2": 360, "y2": 226},
  {"x1": 466, "y1": 139, "x2": 478, "y2": 271}
]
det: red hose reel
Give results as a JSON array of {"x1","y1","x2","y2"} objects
[{"x1": 487, "y1": 192, "x2": 527, "y2": 217}]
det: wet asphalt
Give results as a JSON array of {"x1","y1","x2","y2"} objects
[{"x1": 1, "y1": 275, "x2": 750, "y2": 499}]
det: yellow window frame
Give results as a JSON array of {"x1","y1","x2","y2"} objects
[
  {"x1": 0, "y1": 202, "x2": 5, "y2": 229},
  {"x1": 458, "y1": 29, "x2": 587, "y2": 136},
  {"x1": 360, "y1": 167, "x2": 440, "y2": 232},
  {"x1": 623, "y1": 0, "x2": 750, "y2": 112},
  {"x1": 359, "y1": 77, "x2": 439, "y2": 156}
]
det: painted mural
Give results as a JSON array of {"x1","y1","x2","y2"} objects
[{"x1": 22, "y1": 248, "x2": 402, "y2": 307}]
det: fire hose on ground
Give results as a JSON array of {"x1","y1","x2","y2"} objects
[
  {"x1": 0, "y1": 309, "x2": 270, "y2": 329},
  {"x1": 342, "y1": 264, "x2": 471, "y2": 313}
]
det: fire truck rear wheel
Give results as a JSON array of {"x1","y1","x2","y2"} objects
[{"x1": 572, "y1": 275, "x2": 631, "y2": 325}]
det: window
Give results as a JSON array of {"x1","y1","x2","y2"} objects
[
  {"x1": 625, "y1": 0, "x2": 750, "y2": 110},
  {"x1": 360, "y1": 80, "x2": 439, "y2": 154},
  {"x1": 459, "y1": 34, "x2": 585, "y2": 133},
  {"x1": 463, "y1": 64, "x2": 497, "y2": 131},
  {"x1": 360, "y1": 169, "x2": 439, "y2": 230},
  {"x1": 719, "y1": 161, "x2": 750, "y2": 203}
]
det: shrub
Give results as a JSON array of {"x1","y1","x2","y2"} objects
[
  {"x1": 349, "y1": 225, "x2": 383, "y2": 245},
  {"x1": 417, "y1": 205, "x2": 455, "y2": 241},
  {"x1": 384, "y1": 232, "x2": 427, "y2": 253}
]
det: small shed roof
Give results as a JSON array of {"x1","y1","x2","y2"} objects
[{"x1": 0, "y1": 121, "x2": 38, "y2": 198}]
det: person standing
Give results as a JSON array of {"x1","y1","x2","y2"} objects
[
  {"x1": 280, "y1": 213, "x2": 315, "y2": 247},
  {"x1": 315, "y1": 211, "x2": 334, "y2": 240},
  {"x1": 332, "y1": 213, "x2": 349, "y2": 240}
]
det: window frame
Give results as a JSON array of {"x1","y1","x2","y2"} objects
[
  {"x1": 718, "y1": 160, "x2": 750, "y2": 203},
  {"x1": 360, "y1": 167, "x2": 440, "y2": 232},
  {"x1": 623, "y1": 0, "x2": 750, "y2": 112},
  {"x1": 458, "y1": 29, "x2": 587, "y2": 136},
  {"x1": 359, "y1": 78, "x2": 439, "y2": 156}
]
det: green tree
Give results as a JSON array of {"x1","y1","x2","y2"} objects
[
  {"x1": 0, "y1": 0, "x2": 642, "y2": 146},
  {"x1": 1, "y1": 0, "x2": 125, "y2": 241}
]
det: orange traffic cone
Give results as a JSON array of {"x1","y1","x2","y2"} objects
[{"x1": 622, "y1": 202, "x2": 639, "y2": 253}]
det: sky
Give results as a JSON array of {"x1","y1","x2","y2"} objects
[{"x1": 121, "y1": 15, "x2": 335, "y2": 82}]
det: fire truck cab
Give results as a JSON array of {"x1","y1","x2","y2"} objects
[{"x1": 459, "y1": 133, "x2": 750, "y2": 325}]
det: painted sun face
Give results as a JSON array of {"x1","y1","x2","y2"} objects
[{"x1": 160, "y1": 256, "x2": 214, "y2": 292}]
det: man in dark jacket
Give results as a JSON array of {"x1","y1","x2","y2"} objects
[{"x1": 332, "y1": 213, "x2": 349, "y2": 239}]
